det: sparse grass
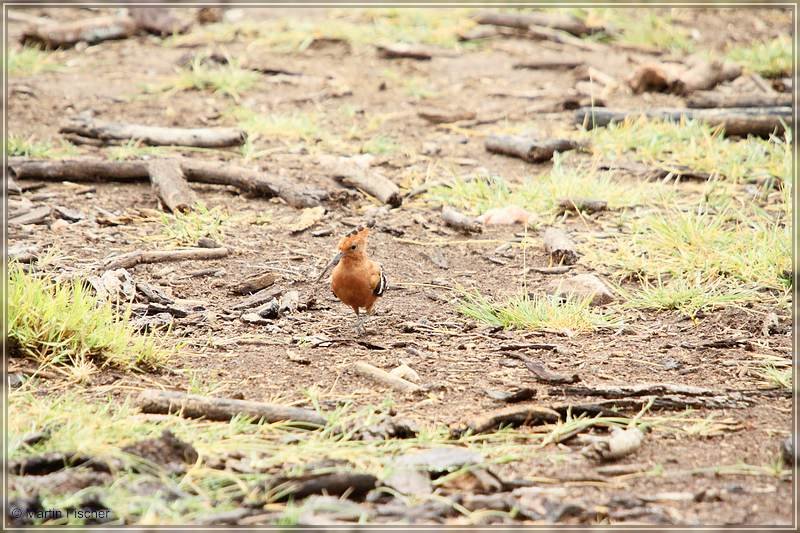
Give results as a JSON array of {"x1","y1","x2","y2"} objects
[
  {"x1": 727, "y1": 36, "x2": 792, "y2": 78},
  {"x1": 9, "y1": 45, "x2": 62, "y2": 76},
  {"x1": 159, "y1": 202, "x2": 228, "y2": 245},
  {"x1": 161, "y1": 55, "x2": 260, "y2": 101},
  {"x1": 621, "y1": 276, "x2": 757, "y2": 318},
  {"x1": 166, "y1": 9, "x2": 476, "y2": 52},
  {"x1": 457, "y1": 290, "x2": 621, "y2": 334},
  {"x1": 7, "y1": 134, "x2": 79, "y2": 158},
  {"x1": 756, "y1": 364, "x2": 792, "y2": 390},
  {"x1": 7, "y1": 266, "x2": 169, "y2": 375},
  {"x1": 585, "y1": 206, "x2": 791, "y2": 292},
  {"x1": 572, "y1": 8, "x2": 694, "y2": 53},
  {"x1": 428, "y1": 155, "x2": 673, "y2": 216},
  {"x1": 108, "y1": 140, "x2": 171, "y2": 161},
  {"x1": 361, "y1": 135, "x2": 400, "y2": 155},
  {"x1": 227, "y1": 106, "x2": 325, "y2": 144},
  {"x1": 582, "y1": 116, "x2": 791, "y2": 185}
]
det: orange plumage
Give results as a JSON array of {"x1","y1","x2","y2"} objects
[{"x1": 319, "y1": 226, "x2": 386, "y2": 334}]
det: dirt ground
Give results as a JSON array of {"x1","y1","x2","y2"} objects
[{"x1": 6, "y1": 6, "x2": 795, "y2": 526}]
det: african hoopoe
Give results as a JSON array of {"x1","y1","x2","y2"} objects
[{"x1": 316, "y1": 225, "x2": 387, "y2": 334}]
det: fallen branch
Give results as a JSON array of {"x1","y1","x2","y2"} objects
[
  {"x1": 105, "y1": 247, "x2": 229, "y2": 270},
  {"x1": 628, "y1": 59, "x2": 741, "y2": 95},
  {"x1": 556, "y1": 198, "x2": 608, "y2": 215},
  {"x1": 181, "y1": 159, "x2": 326, "y2": 208},
  {"x1": 137, "y1": 389, "x2": 326, "y2": 427},
  {"x1": 575, "y1": 106, "x2": 792, "y2": 137},
  {"x1": 274, "y1": 472, "x2": 377, "y2": 501},
  {"x1": 485, "y1": 135, "x2": 581, "y2": 163},
  {"x1": 597, "y1": 160, "x2": 713, "y2": 182},
  {"x1": 473, "y1": 10, "x2": 592, "y2": 36},
  {"x1": 231, "y1": 272, "x2": 278, "y2": 296},
  {"x1": 543, "y1": 227, "x2": 578, "y2": 265},
  {"x1": 687, "y1": 92, "x2": 792, "y2": 109},
  {"x1": 7, "y1": 158, "x2": 325, "y2": 208},
  {"x1": 376, "y1": 43, "x2": 456, "y2": 60},
  {"x1": 129, "y1": 7, "x2": 192, "y2": 36},
  {"x1": 442, "y1": 206, "x2": 482, "y2": 234},
  {"x1": 321, "y1": 157, "x2": 402, "y2": 207},
  {"x1": 514, "y1": 59, "x2": 584, "y2": 70},
  {"x1": 560, "y1": 382, "x2": 719, "y2": 398},
  {"x1": 525, "y1": 24, "x2": 607, "y2": 53},
  {"x1": 418, "y1": 108, "x2": 477, "y2": 124},
  {"x1": 21, "y1": 15, "x2": 138, "y2": 48},
  {"x1": 148, "y1": 159, "x2": 197, "y2": 213},
  {"x1": 451, "y1": 405, "x2": 560, "y2": 436},
  {"x1": 60, "y1": 117, "x2": 246, "y2": 148},
  {"x1": 353, "y1": 362, "x2": 421, "y2": 393}
]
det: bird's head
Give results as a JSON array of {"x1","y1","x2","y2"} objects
[
  {"x1": 314, "y1": 225, "x2": 371, "y2": 283},
  {"x1": 337, "y1": 225, "x2": 370, "y2": 258}
]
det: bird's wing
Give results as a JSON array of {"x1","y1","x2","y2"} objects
[{"x1": 370, "y1": 261, "x2": 387, "y2": 296}]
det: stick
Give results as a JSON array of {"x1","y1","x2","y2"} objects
[
  {"x1": 375, "y1": 43, "x2": 457, "y2": 60},
  {"x1": 542, "y1": 227, "x2": 578, "y2": 265},
  {"x1": 7, "y1": 158, "x2": 325, "y2": 208},
  {"x1": 473, "y1": 10, "x2": 591, "y2": 36},
  {"x1": 485, "y1": 135, "x2": 580, "y2": 163},
  {"x1": 451, "y1": 405, "x2": 560, "y2": 437},
  {"x1": 323, "y1": 157, "x2": 402, "y2": 207},
  {"x1": 104, "y1": 247, "x2": 229, "y2": 270},
  {"x1": 510, "y1": 354, "x2": 580, "y2": 384},
  {"x1": 524, "y1": 24, "x2": 607, "y2": 53},
  {"x1": 556, "y1": 198, "x2": 608, "y2": 215},
  {"x1": 180, "y1": 159, "x2": 326, "y2": 208},
  {"x1": 60, "y1": 117, "x2": 246, "y2": 148},
  {"x1": 686, "y1": 92, "x2": 792, "y2": 109},
  {"x1": 136, "y1": 389, "x2": 326, "y2": 427},
  {"x1": 21, "y1": 15, "x2": 138, "y2": 48},
  {"x1": 353, "y1": 362, "x2": 421, "y2": 393},
  {"x1": 559, "y1": 382, "x2": 725, "y2": 397},
  {"x1": 575, "y1": 107, "x2": 792, "y2": 137},
  {"x1": 442, "y1": 206, "x2": 482, "y2": 234},
  {"x1": 514, "y1": 59, "x2": 584, "y2": 70},
  {"x1": 418, "y1": 108, "x2": 477, "y2": 124},
  {"x1": 129, "y1": 7, "x2": 191, "y2": 36},
  {"x1": 231, "y1": 272, "x2": 278, "y2": 295},
  {"x1": 148, "y1": 159, "x2": 197, "y2": 213}
]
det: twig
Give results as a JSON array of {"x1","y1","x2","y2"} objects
[{"x1": 104, "y1": 247, "x2": 229, "y2": 270}]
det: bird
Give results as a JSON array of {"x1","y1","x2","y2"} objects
[{"x1": 315, "y1": 225, "x2": 386, "y2": 335}]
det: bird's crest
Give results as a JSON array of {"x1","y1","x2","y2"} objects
[{"x1": 338, "y1": 225, "x2": 370, "y2": 252}]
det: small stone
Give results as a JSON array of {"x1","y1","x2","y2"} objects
[
  {"x1": 549, "y1": 273, "x2": 615, "y2": 306},
  {"x1": 782, "y1": 436, "x2": 795, "y2": 466},
  {"x1": 241, "y1": 313, "x2": 271, "y2": 325}
]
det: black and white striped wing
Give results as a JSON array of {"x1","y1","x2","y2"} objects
[{"x1": 373, "y1": 265, "x2": 387, "y2": 296}]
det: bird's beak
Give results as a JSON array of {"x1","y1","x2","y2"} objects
[{"x1": 315, "y1": 252, "x2": 343, "y2": 283}]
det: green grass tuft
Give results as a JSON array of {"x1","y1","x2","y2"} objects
[
  {"x1": 159, "y1": 202, "x2": 228, "y2": 245},
  {"x1": 621, "y1": 276, "x2": 757, "y2": 318},
  {"x1": 428, "y1": 155, "x2": 672, "y2": 216},
  {"x1": 7, "y1": 134, "x2": 79, "y2": 158},
  {"x1": 458, "y1": 290, "x2": 621, "y2": 334},
  {"x1": 9, "y1": 46, "x2": 62, "y2": 76},
  {"x1": 583, "y1": 116, "x2": 791, "y2": 184},
  {"x1": 163, "y1": 55, "x2": 260, "y2": 100},
  {"x1": 8, "y1": 266, "x2": 169, "y2": 374},
  {"x1": 585, "y1": 207, "x2": 791, "y2": 292},
  {"x1": 727, "y1": 36, "x2": 792, "y2": 78},
  {"x1": 227, "y1": 107, "x2": 324, "y2": 144}
]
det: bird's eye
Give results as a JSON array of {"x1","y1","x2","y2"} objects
[{"x1": 350, "y1": 245, "x2": 357, "y2": 250}]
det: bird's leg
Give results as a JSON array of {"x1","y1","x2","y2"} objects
[{"x1": 353, "y1": 307, "x2": 365, "y2": 336}]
